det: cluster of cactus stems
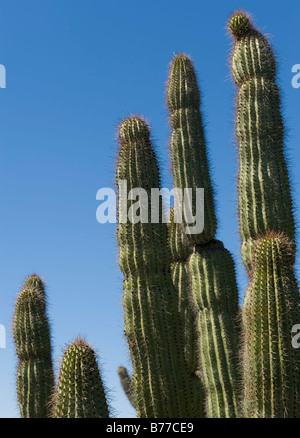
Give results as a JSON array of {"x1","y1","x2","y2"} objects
[
  {"x1": 115, "y1": 11, "x2": 300, "y2": 418},
  {"x1": 13, "y1": 275, "x2": 109, "y2": 418},
  {"x1": 12, "y1": 10, "x2": 300, "y2": 418}
]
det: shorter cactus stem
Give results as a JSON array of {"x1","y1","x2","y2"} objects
[
  {"x1": 53, "y1": 337, "x2": 109, "y2": 418},
  {"x1": 118, "y1": 366, "x2": 136, "y2": 409},
  {"x1": 13, "y1": 274, "x2": 54, "y2": 418},
  {"x1": 242, "y1": 234, "x2": 300, "y2": 418}
]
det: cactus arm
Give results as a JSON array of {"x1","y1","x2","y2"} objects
[
  {"x1": 117, "y1": 116, "x2": 204, "y2": 418},
  {"x1": 242, "y1": 234, "x2": 300, "y2": 417},
  {"x1": 229, "y1": 11, "x2": 295, "y2": 270},
  {"x1": 229, "y1": 11, "x2": 300, "y2": 417},
  {"x1": 117, "y1": 366, "x2": 136, "y2": 409},
  {"x1": 13, "y1": 275, "x2": 54, "y2": 418},
  {"x1": 53, "y1": 337, "x2": 109, "y2": 418},
  {"x1": 167, "y1": 54, "x2": 217, "y2": 245},
  {"x1": 167, "y1": 54, "x2": 241, "y2": 418}
]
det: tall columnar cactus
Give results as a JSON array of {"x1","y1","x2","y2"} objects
[
  {"x1": 229, "y1": 11, "x2": 300, "y2": 417},
  {"x1": 166, "y1": 54, "x2": 241, "y2": 418},
  {"x1": 229, "y1": 11, "x2": 295, "y2": 271},
  {"x1": 13, "y1": 274, "x2": 54, "y2": 418},
  {"x1": 53, "y1": 337, "x2": 109, "y2": 418},
  {"x1": 117, "y1": 117, "x2": 205, "y2": 418},
  {"x1": 242, "y1": 234, "x2": 300, "y2": 417}
]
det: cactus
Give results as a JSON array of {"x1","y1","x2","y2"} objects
[
  {"x1": 53, "y1": 337, "x2": 109, "y2": 418},
  {"x1": 229, "y1": 11, "x2": 300, "y2": 417},
  {"x1": 13, "y1": 277, "x2": 110, "y2": 419},
  {"x1": 166, "y1": 54, "x2": 241, "y2": 418},
  {"x1": 229, "y1": 11, "x2": 295, "y2": 271},
  {"x1": 242, "y1": 234, "x2": 300, "y2": 417},
  {"x1": 118, "y1": 366, "x2": 136, "y2": 409},
  {"x1": 167, "y1": 54, "x2": 217, "y2": 245},
  {"x1": 13, "y1": 275, "x2": 54, "y2": 418},
  {"x1": 117, "y1": 117, "x2": 205, "y2": 418},
  {"x1": 116, "y1": 12, "x2": 299, "y2": 419},
  {"x1": 23, "y1": 274, "x2": 46, "y2": 292},
  {"x1": 10, "y1": 10, "x2": 299, "y2": 420},
  {"x1": 188, "y1": 242, "x2": 241, "y2": 418}
]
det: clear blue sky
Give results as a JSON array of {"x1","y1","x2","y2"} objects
[{"x1": 0, "y1": 0, "x2": 299, "y2": 418}]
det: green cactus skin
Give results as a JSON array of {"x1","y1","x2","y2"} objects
[
  {"x1": 169, "y1": 261, "x2": 208, "y2": 415},
  {"x1": 168, "y1": 209, "x2": 193, "y2": 264},
  {"x1": 242, "y1": 234, "x2": 300, "y2": 418},
  {"x1": 167, "y1": 54, "x2": 217, "y2": 246},
  {"x1": 167, "y1": 54, "x2": 241, "y2": 418},
  {"x1": 229, "y1": 11, "x2": 295, "y2": 270},
  {"x1": 54, "y1": 338, "x2": 109, "y2": 418},
  {"x1": 168, "y1": 209, "x2": 198, "y2": 373},
  {"x1": 17, "y1": 360, "x2": 54, "y2": 419},
  {"x1": 117, "y1": 116, "x2": 204, "y2": 418},
  {"x1": 13, "y1": 275, "x2": 54, "y2": 418},
  {"x1": 168, "y1": 211, "x2": 207, "y2": 413},
  {"x1": 117, "y1": 117, "x2": 170, "y2": 278},
  {"x1": 170, "y1": 262, "x2": 199, "y2": 374},
  {"x1": 117, "y1": 366, "x2": 136, "y2": 409},
  {"x1": 189, "y1": 241, "x2": 241, "y2": 418}
]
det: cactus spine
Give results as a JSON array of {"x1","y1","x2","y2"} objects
[
  {"x1": 229, "y1": 11, "x2": 300, "y2": 417},
  {"x1": 13, "y1": 275, "x2": 54, "y2": 418},
  {"x1": 53, "y1": 337, "x2": 109, "y2": 418},
  {"x1": 167, "y1": 54, "x2": 241, "y2": 418},
  {"x1": 117, "y1": 117, "x2": 204, "y2": 417}
]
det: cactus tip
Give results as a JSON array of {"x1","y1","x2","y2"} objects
[
  {"x1": 170, "y1": 53, "x2": 193, "y2": 72},
  {"x1": 229, "y1": 10, "x2": 253, "y2": 38},
  {"x1": 172, "y1": 52, "x2": 191, "y2": 62},
  {"x1": 117, "y1": 366, "x2": 128, "y2": 377},
  {"x1": 23, "y1": 273, "x2": 44, "y2": 291},
  {"x1": 118, "y1": 116, "x2": 149, "y2": 143},
  {"x1": 72, "y1": 335, "x2": 89, "y2": 347}
]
